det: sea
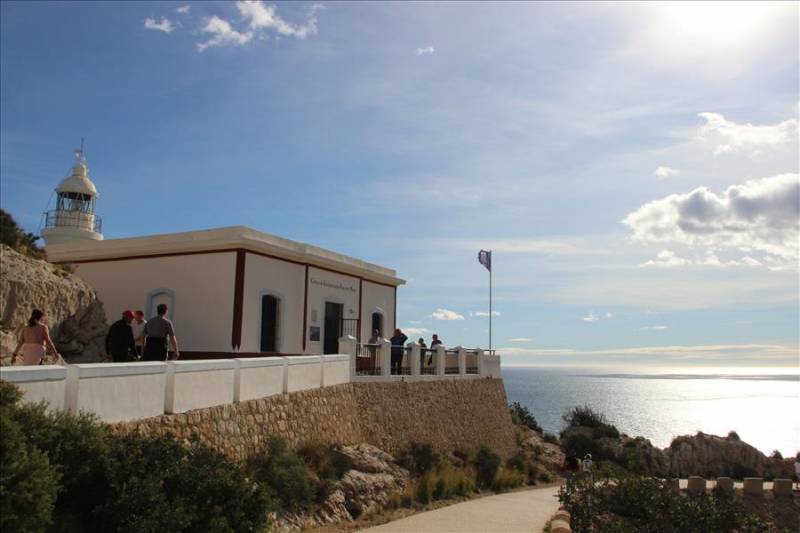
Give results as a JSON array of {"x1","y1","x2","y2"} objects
[{"x1": 502, "y1": 366, "x2": 800, "y2": 457}]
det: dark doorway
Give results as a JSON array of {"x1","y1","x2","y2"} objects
[
  {"x1": 260, "y1": 295, "x2": 279, "y2": 352},
  {"x1": 371, "y1": 312, "x2": 383, "y2": 337},
  {"x1": 323, "y1": 301, "x2": 344, "y2": 354}
]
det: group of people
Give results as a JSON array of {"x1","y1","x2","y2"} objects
[
  {"x1": 10, "y1": 304, "x2": 180, "y2": 366},
  {"x1": 365, "y1": 328, "x2": 445, "y2": 375},
  {"x1": 105, "y1": 304, "x2": 179, "y2": 362},
  {"x1": 561, "y1": 453, "x2": 593, "y2": 482}
]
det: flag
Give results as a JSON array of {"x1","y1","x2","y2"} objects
[{"x1": 478, "y1": 249, "x2": 491, "y2": 271}]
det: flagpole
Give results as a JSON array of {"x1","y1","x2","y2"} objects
[{"x1": 489, "y1": 255, "x2": 492, "y2": 353}]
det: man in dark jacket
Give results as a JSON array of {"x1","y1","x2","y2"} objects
[
  {"x1": 390, "y1": 328, "x2": 408, "y2": 375},
  {"x1": 106, "y1": 310, "x2": 137, "y2": 362}
]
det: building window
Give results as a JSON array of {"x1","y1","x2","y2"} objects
[
  {"x1": 147, "y1": 289, "x2": 175, "y2": 321},
  {"x1": 371, "y1": 312, "x2": 384, "y2": 337},
  {"x1": 260, "y1": 294, "x2": 279, "y2": 352}
]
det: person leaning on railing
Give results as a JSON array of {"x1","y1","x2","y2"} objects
[{"x1": 389, "y1": 329, "x2": 407, "y2": 374}]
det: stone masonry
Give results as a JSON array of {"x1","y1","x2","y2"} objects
[{"x1": 111, "y1": 378, "x2": 517, "y2": 462}]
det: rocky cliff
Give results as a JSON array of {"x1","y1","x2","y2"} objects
[
  {"x1": 0, "y1": 245, "x2": 108, "y2": 365},
  {"x1": 617, "y1": 431, "x2": 793, "y2": 479}
]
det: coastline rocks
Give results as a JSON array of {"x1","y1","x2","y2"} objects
[
  {"x1": 0, "y1": 245, "x2": 108, "y2": 364},
  {"x1": 665, "y1": 432, "x2": 773, "y2": 479}
]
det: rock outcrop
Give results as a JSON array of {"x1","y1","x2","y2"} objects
[
  {"x1": 0, "y1": 245, "x2": 108, "y2": 365},
  {"x1": 664, "y1": 432, "x2": 788, "y2": 479},
  {"x1": 615, "y1": 431, "x2": 792, "y2": 479},
  {"x1": 274, "y1": 443, "x2": 410, "y2": 532}
]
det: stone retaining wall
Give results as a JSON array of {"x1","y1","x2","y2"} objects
[{"x1": 111, "y1": 377, "x2": 516, "y2": 462}]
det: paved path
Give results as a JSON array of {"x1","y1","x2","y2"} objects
[{"x1": 362, "y1": 486, "x2": 561, "y2": 533}]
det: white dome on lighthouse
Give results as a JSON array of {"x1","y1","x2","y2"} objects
[
  {"x1": 41, "y1": 147, "x2": 104, "y2": 247},
  {"x1": 55, "y1": 161, "x2": 99, "y2": 197}
]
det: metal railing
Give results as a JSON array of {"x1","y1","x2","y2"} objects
[
  {"x1": 44, "y1": 210, "x2": 102, "y2": 233},
  {"x1": 466, "y1": 349, "x2": 479, "y2": 374},
  {"x1": 420, "y1": 348, "x2": 436, "y2": 374},
  {"x1": 444, "y1": 349, "x2": 460, "y2": 374},
  {"x1": 341, "y1": 319, "x2": 360, "y2": 341},
  {"x1": 355, "y1": 343, "x2": 381, "y2": 375}
]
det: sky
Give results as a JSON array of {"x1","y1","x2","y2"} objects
[{"x1": 1, "y1": 1, "x2": 798, "y2": 369}]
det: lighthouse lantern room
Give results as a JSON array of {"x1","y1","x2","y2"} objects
[{"x1": 41, "y1": 147, "x2": 103, "y2": 246}]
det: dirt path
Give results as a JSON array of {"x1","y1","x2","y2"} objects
[{"x1": 361, "y1": 485, "x2": 560, "y2": 533}]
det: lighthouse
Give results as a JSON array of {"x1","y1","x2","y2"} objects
[{"x1": 41, "y1": 147, "x2": 103, "y2": 246}]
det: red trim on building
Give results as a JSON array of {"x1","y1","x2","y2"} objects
[
  {"x1": 231, "y1": 250, "x2": 246, "y2": 350},
  {"x1": 72, "y1": 247, "x2": 399, "y2": 288},
  {"x1": 302, "y1": 265, "x2": 309, "y2": 353}
]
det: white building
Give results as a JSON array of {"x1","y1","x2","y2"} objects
[{"x1": 42, "y1": 151, "x2": 404, "y2": 359}]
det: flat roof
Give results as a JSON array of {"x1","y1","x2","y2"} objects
[{"x1": 45, "y1": 225, "x2": 405, "y2": 286}]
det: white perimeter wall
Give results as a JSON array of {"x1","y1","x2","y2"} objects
[
  {"x1": 75, "y1": 253, "x2": 236, "y2": 352},
  {"x1": 239, "y1": 253, "x2": 305, "y2": 354},
  {"x1": 305, "y1": 267, "x2": 360, "y2": 354},
  {"x1": 360, "y1": 280, "x2": 395, "y2": 340}
]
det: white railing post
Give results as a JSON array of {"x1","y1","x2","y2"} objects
[
  {"x1": 409, "y1": 343, "x2": 421, "y2": 377},
  {"x1": 477, "y1": 349, "x2": 485, "y2": 375},
  {"x1": 457, "y1": 346, "x2": 466, "y2": 375},
  {"x1": 380, "y1": 339, "x2": 392, "y2": 377},
  {"x1": 338, "y1": 335, "x2": 357, "y2": 381},
  {"x1": 435, "y1": 345, "x2": 446, "y2": 376}
]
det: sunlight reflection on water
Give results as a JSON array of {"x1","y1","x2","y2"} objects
[{"x1": 502, "y1": 366, "x2": 800, "y2": 456}]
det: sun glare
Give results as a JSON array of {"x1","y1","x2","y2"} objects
[{"x1": 655, "y1": 1, "x2": 785, "y2": 45}]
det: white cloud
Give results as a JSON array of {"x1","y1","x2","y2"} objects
[
  {"x1": 640, "y1": 325, "x2": 668, "y2": 331},
  {"x1": 654, "y1": 166, "x2": 679, "y2": 179},
  {"x1": 582, "y1": 312, "x2": 599, "y2": 322},
  {"x1": 197, "y1": 16, "x2": 253, "y2": 51},
  {"x1": 697, "y1": 112, "x2": 799, "y2": 157},
  {"x1": 639, "y1": 249, "x2": 691, "y2": 268},
  {"x1": 605, "y1": 312, "x2": 613, "y2": 319},
  {"x1": 237, "y1": 0, "x2": 319, "y2": 38},
  {"x1": 472, "y1": 311, "x2": 501, "y2": 317},
  {"x1": 403, "y1": 327, "x2": 429, "y2": 336},
  {"x1": 509, "y1": 338, "x2": 533, "y2": 342},
  {"x1": 624, "y1": 173, "x2": 800, "y2": 269},
  {"x1": 416, "y1": 46, "x2": 435, "y2": 55},
  {"x1": 429, "y1": 308, "x2": 465, "y2": 321},
  {"x1": 176, "y1": 5, "x2": 191, "y2": 14},
  {"x1": 144, "y1": 17, "x2": 174, "y2": 33}
]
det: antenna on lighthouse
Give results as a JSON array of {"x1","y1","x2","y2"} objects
[{"x1": 75, "y1": 138, "x2": 87, "y2": 165}]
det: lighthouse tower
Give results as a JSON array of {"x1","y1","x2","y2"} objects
[{"x1": 41, "y1": 147, "x2": 103, "y2": 246}]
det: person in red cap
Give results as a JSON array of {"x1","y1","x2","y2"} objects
[{"x1": 105, "y1": 309, "x2": 137, "y2": 362}]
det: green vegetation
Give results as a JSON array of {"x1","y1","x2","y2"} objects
[
  {"x1": 509, "y1": 401, "x2": 543, "y2": 433},
  {"x1": 559, "y1": 405, "x2": 623, "y2": 465},
  {"x1": 0, "y1": 209, "x2": 45, "y2": 259},
  {"x1": 559, "y1": 470, "x2": 773, "y2": 533},
  {"x1": 0, "y1": 381, "x2": 269, "y2": 533}
]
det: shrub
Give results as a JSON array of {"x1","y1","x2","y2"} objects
[
  {"x1": 0, "y1": 209, "x2": 45, "y2": 259},
  {"x1": 0, "y1": 398, "x2": 59, "y2": 532},
  {"x1": 562, "y1": 405, "x2": 619, "y2": 439},
  {"x1": 297, "y1": 441, "x2": 353, "y2": 480},
  {"x1": 1, "y1": 381, "x2": 270, "y2": 532},
  {"x1": 491, "y1": 467, "x2": 525, "y2": 492},
  {"x1": 509, "y1": 402, "x2": 543, "y2": 433},
  {"x1": 727, "y1": 430, "x2": 740, "y2": 441},
  {"x1": 560, "y1": 428, "x2": 617, "y2": 464},
  {"x1": 475, "y1": 445, "x2": 501, "y2": 489},
  {"x1": 542, "y1": 432, "x2": 560, "y2": 445},
  {"x1": 398, "y1": 442, "x2": 440, "y2": 476},
  {"x1": 453, "y1": 446, "x2": 476, "y2": 465},
  {"x1": 249, "y1": 436, "x2": 315, "y2": 511},
  {"x1": 415, "y1": 475, "x2": 433, "y2": 504},
  {"x1": 559, "y1": 470, "x2": 768, "y2": 533}
]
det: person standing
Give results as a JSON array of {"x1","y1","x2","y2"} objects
[
  {"x1": 142, "y1": 304, "x2": 179, "y2": 361},
  {"x1": 417, "y1": 337, "x2": 428, "y2": 372},
  {"x1": 582, "y1": 453, "x2": 593, "y2": 473},
  {"x1": 428, "y1": 334, "x2": 443, "y2": 365},
  {"x1": 11, "y1": 309, "x2": 60, "y2": 365},
  {"x1": 389, "y1": 328, "x2": 407, "y2": 375},
  {"x1": 106, "y1": 310, "x2": 137, "y2": 362},
  {"x1": 131, "y1": 310, "x2": 147, "y2": 359}
]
